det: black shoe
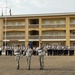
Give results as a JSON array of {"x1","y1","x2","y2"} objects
[
  {"x1": 17, "y1": 66, "x2": 19, "y2": 70},
  {"x1": 28, "y1": 68, "x2": 30, "y2": 70},
  {"x1": 17, "y1": 67, "x2": 19, "y2": 70},
  {"x1": 41, "y1": 68, "x2": 44, "y2": 70},
  {"x1": 39, "y1": 68, "x2": 42, "y2": 70}
]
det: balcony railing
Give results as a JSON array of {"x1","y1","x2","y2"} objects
[
  {"x1": 28, "y1": 24, "x2": 39, "y2": 28},
  {"x1": 3, "y1": 25, "x2": 25, "y2": 29},
  {"x1": 42, "y1": 24, "x2": 66, "y2": 28},
  {"x1": 3, "y1": 35, "x2": 25, "y2": 39},
  {"x1": 28, "y1": 35, "x2": 66, "y2": 39},
  {"x1": 41, "y1": 35, "x2": 66, "y2": 39},
  {"x1": 29, "y1": 35, "x2": 39, "y2": 39},
  {"x1": 70, "y1": 35, "x2": 75, "y2": 39},
  {"x1": 70, "y1": 24, "x2": 75, "y2": 27}
]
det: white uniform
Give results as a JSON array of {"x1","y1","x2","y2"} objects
[
  {"x1": 36, "y1": 46, "x2": 46, "y2": 69},
  {"x1": 37, "y1": 47, "x2": 45, "y2": 56},
  {"x1": 26, "y1": 48, "x2": 33, "y2": 69},
  {"x1": 14, "y1": 47, "x2": 21, "y2": 69},
  {"x1": 26, "y1": 48, "x2": 33, "y2": 56}
]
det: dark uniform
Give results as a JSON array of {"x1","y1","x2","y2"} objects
[{"x1": 0, "y1": 47, "x2": 2, "y2": 56}]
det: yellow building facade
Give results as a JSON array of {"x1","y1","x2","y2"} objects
[{"x1": 0, "y1": 13, "x2": 75, "y2": 47}]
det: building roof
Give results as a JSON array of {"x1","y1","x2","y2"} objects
[{"x1": 0, "y1": 12, "x2": 75, "y2": 18}]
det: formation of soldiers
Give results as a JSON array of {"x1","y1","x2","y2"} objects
[
  {"x1": 13, "y1": 43, "x2": 75, "y2": 70},
  {"x1": 0, "y1": 43, "x2": 75, "y2": 70},
  {"x1": 5, "y1": 46, "x2": 25, "y2": 56},
  {"x1": 47, "y1": 45, "x2": 74, "y2": 56},
  {"x1": 4, "y1": 45, "x2": 75, "y2": 56}
]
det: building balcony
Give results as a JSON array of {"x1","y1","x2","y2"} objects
[
  {"x1": 70, "y1": 24, "x2": 75, "y2": 27},
  {"x1": 28, "y1": 24, "x2": 39, "y2": 28},
  {"x1": 70, "y1": 35, "x2": 75, "y2": 39},
  {"x1": 42, "y1": 24, "x2": 66, "y2": 28},
  {"x1": 28, "y1": 35, "x2": 66, "y2": 41},
  {"x1": 3, "y1": 35, "x2": 25, "y2": 40},
  {"x1": 41, "y1": 35, "x2": 66, "y2": 39},
  {"x1": 3, "y1": 25, "x2": 25, "y2": 29},
  {"x1": 28, "y1": 35, "x2": 39, "y2": 39}
]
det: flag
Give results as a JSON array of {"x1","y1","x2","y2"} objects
[
  {"x1": 9, "y1": 8, "x2": 11, "y2": 16},
  {"x1": 30, "y1": 42, "x2": 33, "y2": 49}
]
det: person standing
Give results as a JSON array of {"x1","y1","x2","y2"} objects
[
  {"x1": 25, "y1": 44, "x2": 33, "y2": 70},
  {"x1": 0, "y1": 46, "x2": 2, "y2": 56},
  {"x1": 14, "y1": 45, "x2": 21, "y2": 70},
  {"x1": 36, "y1": 43, "x2": 46, "y2": 70}
]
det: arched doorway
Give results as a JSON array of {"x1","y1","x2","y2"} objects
[{"x1": 29, "y1": 30, "x2": 39, "y2": 47}]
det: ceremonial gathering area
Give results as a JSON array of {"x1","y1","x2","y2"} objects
[
  {"x1": 0, "y1": 12, "x2": 75, "y2": 75},
  {"x1": 0, "y1": 56, "x2": 75, "y2": 75}
]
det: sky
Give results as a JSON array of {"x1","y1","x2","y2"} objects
[{"x1": 0, "y1": 0, "x2": 75, "y2": 15}]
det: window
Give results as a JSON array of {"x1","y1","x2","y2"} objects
[
  {"x1": 46, "y1": 43, "x2": 49, "y2": 45},
  {"x1": 71, "y1": 20, "x2": 75, "y2": 24},
  {"x1": 53, "y1": 21, "x2": 57, "y2": 25},
  {"x1": 61, "y1": 43, "x2": 65, "y2": 46},
  {"x1": 73, "y1": 32, "x2": 75, "y2": 35},
  {"x1": 42, "y1": 31, "x2": 50, "y2": 35},
  {"x1": 59, "y1": 32, "x2": 66, "y2": 35},
  {"x1": 21, "y1": 21, "x2": 25, "y2": 26},
  {"x1": 7, "y1": 22, "x2": 12, "y2": 26},
  {"x1": 60, "y1": 20, "x2": 65, "y2": 24},
  {"x1": 44, "y1": 20, "x2": 50, "y2": 25},
  {"x1": 45, "y1": 32, "x2": 50, "y2": 35},
  {"x1": 52, "y1": 32, "x2": 58, "y2": 36},
  {"x1": 21, "y1": 32, "x2": 25, "y2": 35},
  {"x1": 71, "y1": 31, "x2": 75, "y2": 35},
  {"x1": 15, "y1": 22, "x2": 18, "y2": 26},
  {"x1": 73, "y1": 43, "x2": 75, "y2": 46}
]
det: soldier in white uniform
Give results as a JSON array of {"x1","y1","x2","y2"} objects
[
  {"x1": 36, "y1": 43, "x2": 46, "y2": 70},
  {"x1": 14, "y1": 45, "x2": 21, "y2": 70},
  {"x1": 25, "y1": 44, "x2": 33, "y2": 70}
]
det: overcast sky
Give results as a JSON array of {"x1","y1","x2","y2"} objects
[{"x1": 0, "y1": 0, "x2": 75, "y2": 15}]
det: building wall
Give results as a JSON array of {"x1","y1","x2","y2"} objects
[{"x1": 0, "y1": 14, "x2": 75, "y2": 47}]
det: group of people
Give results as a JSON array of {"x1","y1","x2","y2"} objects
[
  {"x1": 13, "y1": 44, "x2": 75, "y2": 70},
  {"x1": 14, "y1": 42, "x2": 46, "y2": 70},
  {"x1": 0, "y1": 43, "x2": 75, "y2": 70},
  {"x1": 4, "y1": 45, "x2": 75, "y2": 56},
  {"x1": 47, "y1": 45, "x2": 74, "y2": 56}
]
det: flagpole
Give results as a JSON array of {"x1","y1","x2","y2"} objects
[{"x1": 5, "y1": 0, "x2": 7, "y2": 50}]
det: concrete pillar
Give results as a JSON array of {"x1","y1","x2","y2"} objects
[
  {"x1": 25, "y1": 18, "x2": 28, "y2": 46},
  {"x1": 66, "y1": 17, "x2": 70, "y2": 47},
  {"x1": 0, "y1": 19, "x2": 3, "y2": 47},
  {"x1": 39, "y1": 18, "x2": 42, "y2": 46},
  {"x1": 66, "y1": 17, "x2": 70, "y2": 56}
]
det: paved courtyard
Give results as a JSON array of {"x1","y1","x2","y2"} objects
[{"x1": 0, "y1": 56, "x2": 75, "y2": 75}]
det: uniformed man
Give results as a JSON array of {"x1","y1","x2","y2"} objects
[
  {"x1": 14, "y1": 45, "x2": 21, "y2": 70},
  {"x1": 36, "y1": 43, "x2": 46, "y2": 70},
  {"x1": 25, "y1": 44, "x2": 33, "y2": 70},
  {"x1": 0, "y1": 46, "x2": 2, "y2": 56}
]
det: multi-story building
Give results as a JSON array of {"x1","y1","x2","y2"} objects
[{"x1": 0, "y1": 12, "x2": 75, "y2": 47}]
